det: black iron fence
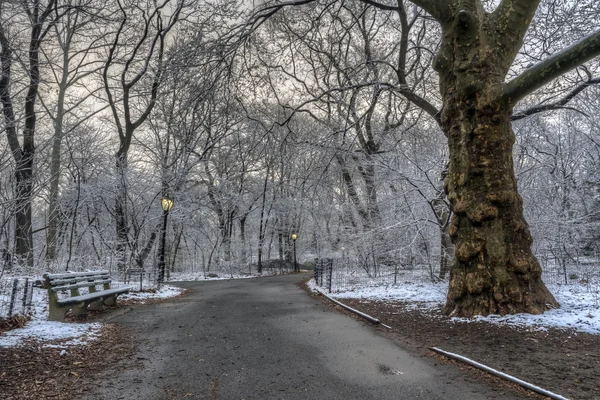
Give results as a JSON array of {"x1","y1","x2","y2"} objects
[
  {"x1": 311, "y1": 255, "x2": 600, "y2": 294},
  {"x1": 314, "y1": 258, "x2": 333, "y2": 293},
  {"x1": 0, "y1": 277, "x2": 35, "y2": 319},
  {"x1": 313, "y1": 259, "x2": 431, "y2": 293}
]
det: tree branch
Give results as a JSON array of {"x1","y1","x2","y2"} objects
[
  {"x1": 403, "y1": 0, "x2": 450, "y2": 22},
  {"x1": 503, "y1": 29, "x2": 600, "y2": 106},
  {"x1": 359, "y1": 0, "x2": 400, "y2": 12},
  {"x1": 491, "y1": 0, "x2": 540, "y2": 68},
  {"x1": 511, "y1": 75, "x2": 600, "y2": 121}
]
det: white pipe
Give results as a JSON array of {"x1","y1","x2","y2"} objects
[
  {"x1": 430, "y1": 347, "x2": 569, "y2": 400},
  {"x1": 321, "y1": 292, "x2": 381, "y2": 325}
]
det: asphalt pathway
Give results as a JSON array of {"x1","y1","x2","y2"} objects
[{"x1": 84, "y1": 273, "x2": 522, "y2": 400}]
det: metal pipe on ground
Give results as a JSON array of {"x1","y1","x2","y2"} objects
[
  {"x1": 320, "y1": 292, "x2": 391, "y2": 328},
  {"x1": 430, "y1": 347, "x2": 569, "y2": 400}
]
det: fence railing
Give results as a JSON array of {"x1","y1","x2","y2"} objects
[{"x1": 0, "y1": 277, "x2": 35, "y2": 319}]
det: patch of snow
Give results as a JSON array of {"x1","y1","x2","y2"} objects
[
  {"x1": 312, "y1": 279, "x2": 600, "y2": 335},
  {"x1": 0, "y1": 283, "x2": 184, "y2": 349},
  {"x1": 167, "y1": 270, "x2": 286, "y2": 282},
  {"x1": 329, "y1": 281, "x2": 447, "y2": 311},
  {"x1": 462, "y1": 284, "x2": 600, "y2": 335},
  {"x1": 120, "y1": 284, "x2": 183, "y2": 301},
  {"x1": 0, "y1": 320, "x2": 102, "y2": 348}
]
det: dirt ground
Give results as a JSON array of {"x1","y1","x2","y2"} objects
[
  {"x1": 334, "y1": 297, "x2": 600, "y2": 400},
  {"x1": 0, "y1": 323, "x2": 136, "y2": 400}
]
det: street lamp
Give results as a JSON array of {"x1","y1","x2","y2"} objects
[
  {"x1": 157, "y1": 197, "x2": 174, "y2": 287},
  {"x1": 291, "y1": 233, "x2": 298, "y2": 272}
]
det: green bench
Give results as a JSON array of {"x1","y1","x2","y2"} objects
[{"x1": 43, "y1": 271, "x2": 131, "y2": 321}]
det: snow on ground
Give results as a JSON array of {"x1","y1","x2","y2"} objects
[
  {"x1": 168, "y1": 272, "x2": 257, "y2": 282},
  {"x1": 309, "y1": 279, "x2": 600, "y2": 335},
  {"x1": 0, "y1": 284, "x2": 183, "y2": 349},
  {"x1": 119, "y1": 284, "x2": 183, "y2": 303},
  {"x1": 0, "y1": 321, "x2": 103, "y2": 348},
  {"x1": 168, "y1": 270, "x2": 286, "y2": 282}
]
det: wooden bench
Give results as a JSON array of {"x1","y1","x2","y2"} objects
[{"x1": 42, "y1": 271, "x2": 131, "y2": 321}]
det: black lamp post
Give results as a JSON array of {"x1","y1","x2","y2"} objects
[
  {"x1": 291, "y1": 233, "x2": 298, "y2": 272},
  {"x1": 157, "y1": 197, "x2": 173, "y2": 287}
]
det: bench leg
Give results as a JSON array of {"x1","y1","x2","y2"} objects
[
  {"x1": 103, "y1": 295, "x2": 117, "y2": 306},
  {"x1": 48, "y1": 305, "x2": 69, "y2": 321},
  {"x1": 88, "y1": 298, "x2": 104, "y2": 311},
  {"x1": 71, "y1": 302, "x2": 87, "y2": 317}
]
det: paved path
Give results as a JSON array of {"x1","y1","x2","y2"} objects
[{"x1": 85, "y1": 273, "x2": 521, "y2": 400}]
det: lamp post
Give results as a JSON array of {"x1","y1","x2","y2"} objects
[
  {"x1": 157, "y1": 197, "x2": 173, "y2": 287},
  {"x1": 291, "y1": 233, "x2": 298, "y2": 272}
]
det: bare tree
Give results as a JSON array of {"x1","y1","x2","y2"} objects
[
  {"x1": 0, "y1": 0, "x2": 58, "y2": 267},
  {"x1": 40, "y1": 0, "x2": 109, "y2": 261},
  {"x1": 102, "y1": 0, "x2": 183, "y2": 271}
]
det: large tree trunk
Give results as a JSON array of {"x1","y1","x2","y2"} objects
[{"x1": 434, "y1": 5, "x2": 558, "y2": 316}]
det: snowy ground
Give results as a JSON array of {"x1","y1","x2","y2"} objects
[
  {"x1": 0, "y1": 284, "x2": 184, "y2": 349},
  {"x1": 309, "y1": 279, "x2": 600, "y2": 334}
]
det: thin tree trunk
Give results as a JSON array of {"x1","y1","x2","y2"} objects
[
  {"x1": 239, "y1": 215, "x2": 247, "y2": 265},
  {"x1": 46, "y1": 42, "x2": 70, "y2": 261},
  {"x1": 115, "y1": 154, "x2": 129, "y2": 272},
  {"x1": 257, "y1": 164, "x2": 271, "y2": 274}
]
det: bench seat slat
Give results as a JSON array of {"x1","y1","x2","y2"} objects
[
  {"x1": 51, "y1": 280, "x2": 112, "y2": 292},
  {"x1": 56, "y1": 287, "x2": 132, "y2": 306}
]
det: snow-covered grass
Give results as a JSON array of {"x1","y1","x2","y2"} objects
[
  {"x1": 309, "y1": 279, "x2": 600, "y2": 335},
  {"x1": 167, "y1": 269, "x2": 291, "y2": 282},
  {"x1": 0, "y1": 284, "x2": 183, "y2": 349}
]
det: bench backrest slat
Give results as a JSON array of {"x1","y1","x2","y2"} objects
[
  {"x1": 43, "y1": 271, "x2": 115, "y2": 295},
  {"x1": 49, "y1": 275, "x2": 110, "y2": 286},
  {"x1": 44, "y1": 271, "x2": 110, "y2": 281},
  {"x1": 51, "y1": 279, "x2": 112, "y2": 292}
]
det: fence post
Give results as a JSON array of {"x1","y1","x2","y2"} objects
[
  {"x1": 25, "y1": 280, "x2": 34, "y2": 313},
  {"x1": 8, "y1": 278, "x2": 19, "y2": 317},
  {"x1": 21, "y1": 278, "x2": 29, "y2": 308},
  {"x1": 327, "y1": 259, "x2": 333, "y2": 293},
  {"x1": 319, "y1": 260, "x2": 324, "y2": 286}
]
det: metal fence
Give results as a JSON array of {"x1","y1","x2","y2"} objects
[
  {"x1": 314, "y1": 258, "x2": 333, "y2": 292},
  {"x1": 314, "y1": 259, "x2": 434, "y2": 293},
  {"x1": 0, "y1": 277, "x2": 35, "y2": 319}
]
